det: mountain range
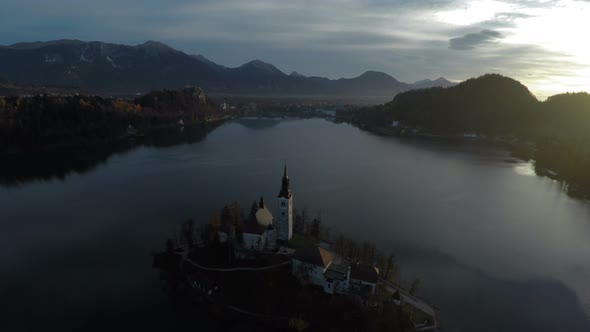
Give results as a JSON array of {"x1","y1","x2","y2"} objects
[{"x1": 0, "y1": 39, "x2": 455, "y2": 100}]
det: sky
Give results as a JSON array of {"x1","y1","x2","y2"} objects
[{"x1": 1, "y1": 0, "x2": 590, "y2": 99}]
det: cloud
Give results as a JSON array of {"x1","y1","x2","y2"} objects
[
  {"x1": 449, "y1": 29, "x2": 503, "y2": 50},
  {"x1": 0, "y1": 0, "x2": 588, "y2": 97}
]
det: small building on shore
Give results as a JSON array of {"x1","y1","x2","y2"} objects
[
  {"x1": 350, "y1": 263, "x2": 380, "y2": 296},
  {"x1": 323, "y1": 263, "x2": 350, "y2": 295},
  {"x1": 242, "y1": 223, "x2": 271, "y2": 250},
  {"x1": 292, "y1": 245, "x2": 334, "y2": 287},
  {"x1": 291, "y1": 245, "x2": 383, "y2": 299}
]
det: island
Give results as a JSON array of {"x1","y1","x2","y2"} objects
[{"x1": 153, "y1": 165, "x2": 437, "y2": 331}]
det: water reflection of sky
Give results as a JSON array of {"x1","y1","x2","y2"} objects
[
  {"x1": 514, "y1": 162, "x2": 537, "y2": 177},
  {"x1": 1, "y1": 118, "x2": 589, "y2": 331}
]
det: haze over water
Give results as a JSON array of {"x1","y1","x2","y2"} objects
[{"x1": 1, "y1": 118, "x2": 590, "y2": 331}]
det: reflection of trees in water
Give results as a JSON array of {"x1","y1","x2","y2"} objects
[
  {"x1": 0, "y1": 122, "x2": 224, "y2": 187},
  {"x1": 143, "y1": 121, "x2": 223, "y2": 148},
  {"x1": 234, "y1": 118, "x2": 282, "y2": 130}
]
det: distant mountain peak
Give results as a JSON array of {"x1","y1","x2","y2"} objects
[
  {"x1": 356, "y1": 71, "x2": 399, "y2": 83},
  {"x1": 138, "y1": 40, "x2": 173, "y2": 50},
  {"x1": 242, "y1": 59, "x2": 273, "y2": 68},
  {"x1": 359, "y1": 70, "x2": 392, "y2": 77},
  {"x1": 6, "y1": 39, "x2": 85, "y2": 50},
  {"x1": 290, "y1": 71, "x2": 306, "y2": 78},
  {"x1": 247, "y1": 59, "x2": 267, "y2": 64},
  {"x1": 413, "y1": 78, "x2": 432, "y2": 84},
  {"x1": 412, "y1": 77, "x2": 456, "y2": 89},
  {"x1": 239, "y1": 59, "x2": 284, "y2": 75},
  {"x1": 433, "y1": 77, "x2": 453, "y2": 84}
]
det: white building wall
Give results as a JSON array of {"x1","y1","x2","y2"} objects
[
  {"x1": 218, "y1": 232, "x2": 228, "y2": 243},
  {"x1": 325, "y1": 267, "x2": 350, "y2": 295},
  {"x1": 243, "y1": 233, "x2": 265, "y2": 251},
  {"x1": 277, "y1": 196, "x2": 293, "y2": 241},
  {"x1": 350, "y1": 278, "x2": 377, "y2": 295},
  {"x1": 323, "y1": 278, "x2": 349, "y2": 294},
  {"x1": 334, "y1": 279, "x2": 349, "y2": 294},
  {"x1": 324, "y1": 281, "x2": 335, "y2": 294},
  {"x1": 292, "y1": 259, "x2": 329, "y2": 287},
  {"x1": 265, "y1": 228, "x2": 276, "y2": 250}
]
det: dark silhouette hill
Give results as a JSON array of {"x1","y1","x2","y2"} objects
[
  {"x1": 357, "y1": 74, "x2": 539, "y2": 135},
  {"x1": 352, "y1": 73, "x2": 590, "y2": 199}
]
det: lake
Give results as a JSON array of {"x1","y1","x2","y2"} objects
[{"x1": 2, "y1": 118, "x2": 590, "y2": 331}]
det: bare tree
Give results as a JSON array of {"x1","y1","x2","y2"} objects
[
  {"x1": 410, "y1": 278, "x2": 420, "y2": 295},
  {"x1": 321, "y1": 225, "x2": 331, "y2": 242},
  {"x1": 334, "y1": 233, "x2": 346, "y2": 257},
  {"x1": 361, "y1": 241, "x2": 371, "y2": 263},
  {"x1": 310, "y1": 219, "x2": 321, "y2": 239},
  {"x1": 385, "y1": 254, "x2": 397, "y2": 281},
  {"x1": 375, "y1": 251, "x2": 385, "y2": 276},
  {"x1": 180, "y1": 219, "x2": 195, "y2": 247}
]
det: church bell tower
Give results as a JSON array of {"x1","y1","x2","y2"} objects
[{"x1": 277, "y1": 164, "x2": 293, "y2": 242}]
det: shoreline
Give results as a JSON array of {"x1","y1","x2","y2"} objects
[
  {"x1": 353, "y1": 122, "x2": 590, "y2": 201},
  {"x1": 0, "y1": 116, "x2": 230, "y2": 158}
]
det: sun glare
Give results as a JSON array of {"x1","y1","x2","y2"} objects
[
  {"x1": 435, "y1": 0, "x2": 514, "y2": 26},
  {"x1": 438, "y1": 0, "x2": 590, "y2": 95},
  {"x1": 506, "y1": 1, "x2": 590, "y2": 95}
]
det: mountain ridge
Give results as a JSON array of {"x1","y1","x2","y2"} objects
[{"x1": 0, "y1": 39, "x2": 456, "y2": 101}]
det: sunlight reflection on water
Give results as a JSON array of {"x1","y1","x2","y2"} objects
[{"x1": 514, "y1": 162, "x2": 537, "y2": 176}]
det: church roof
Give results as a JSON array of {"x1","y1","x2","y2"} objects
[
  {"x1": 324, "y1": 264, "x2": 348, "y2": 281},
  {"x1": 350, "y1": 263, "x2": 380, "y2": 284},
  {"x1": 278, "y1": 164, "x2": 292, "y2": 198},
  {"x1": 255, "y1": 206, "x2": 273, "y2": 226},
  {"x1": 293, "y1": 246, "x2": 333, "y2": 268},
  {"x1": 243, "y1": 222, "x2": 267, "y2": 235}
]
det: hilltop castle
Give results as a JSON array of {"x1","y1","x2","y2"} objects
[{"x1": 241, "y1": 164, "x2": 293, "y2": 250}]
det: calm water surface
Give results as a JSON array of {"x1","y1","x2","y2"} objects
[{"x1": 2, "y1": 118, "x2": 590, "y2": 331}]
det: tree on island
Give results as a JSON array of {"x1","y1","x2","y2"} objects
[
  {"x1": 248, "y1": 200, "x2": 258, "y2": 224},
  {"x1": 409, "y1": 278, "x2": 420, "y2": 296},
  {"x1": 310, "y1": 218, "x2": 321, "y2": 239},
  {"x1": 180, "y1": 219, "x2": 195, "y2": 247},
  {"x1": 384, "y1": 254, "x2": 398, "y2": 281}
]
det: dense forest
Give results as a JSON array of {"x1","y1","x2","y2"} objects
[
  {"x1": 0, "y1": 86, "x2": 228, "y2": 153},
  {"x1": 352, "y1": 74, "x2": 590, "y2": 198}
]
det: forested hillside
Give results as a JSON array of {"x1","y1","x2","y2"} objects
[
  {"x1": 352, "y1": 74, "x2": 590, "y2": 198},
  {"x1": 0, "y1": 86, "x2": 226, "y2": 152}
]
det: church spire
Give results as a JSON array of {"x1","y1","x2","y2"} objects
[
  {"x1": 278, "y1": 163, "x2": 292, "y2": 198},
  {"x1": 259, "y1": 196, "x2": 265, "y2": 209},
  {"x1": 276, "y1": 163, "x2": 293, "y2": 242}
]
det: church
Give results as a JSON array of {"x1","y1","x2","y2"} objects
[{"x1": 241, "y1": 164, "x2": 293, "y2": 250}]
